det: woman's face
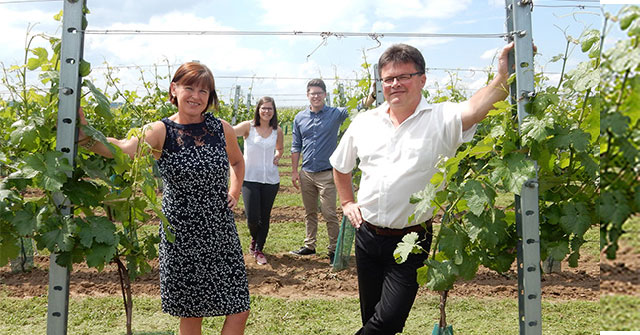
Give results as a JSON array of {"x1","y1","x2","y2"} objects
[
  {"x1": 258, "y1": 101, "x2": 274, "y2": 124},
  {"x1": 170, "y1": 81, "x2": 210, "y2": 115}
]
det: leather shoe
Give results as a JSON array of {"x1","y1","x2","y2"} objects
[{"x1": 290, "y1": 246, "x2": 316, "y2": 256}]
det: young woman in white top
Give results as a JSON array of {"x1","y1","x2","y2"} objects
[{"x1": 233, "y1": 97, "x2": 284, "y2": 265}]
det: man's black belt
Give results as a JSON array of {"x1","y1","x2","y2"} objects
[{"x1": 363, "y1": 220, "x2": 432, "y2": 237}]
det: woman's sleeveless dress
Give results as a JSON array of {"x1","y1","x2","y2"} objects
[{"x1": 156, "y1": 113, "x2": 250, "y2": 317}]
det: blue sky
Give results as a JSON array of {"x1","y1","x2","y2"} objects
[{"x1": 0, "y1": 0, "x2": 627, "y2": 107}]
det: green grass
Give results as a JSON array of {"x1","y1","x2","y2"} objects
[
  {"x1": 619, "y1": 215, "x2": 640, "y2": 252},
  {"x1": 600, "y1": 295, "x2": 640, "y2": 331},
  {"x1": 581, "y1": 226, "x2": 600, "y2": 260},
  {"x1": 0, "y1": 294, "x2": 598, "y2": 334},
  {"x1": 235, "y1": 218, "x2": 331, "y2": 256}
]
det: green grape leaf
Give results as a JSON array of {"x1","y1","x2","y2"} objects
[
  {"x1": 37, "y1": 151, "x2": 73, "y2": 192},
  {"x1": 77, "y1": 220, "x2": 94, "y2": 249},
  {"x1": 601, "y1": 112, "x2": 630, "y2": 135},
  {"x1": 423, "y1": 258, "x2": 457, "y2": 291},
  {"x1": 9, "y1": 119, "x2": 38, "y2": 148},
  {"x1": 53, "y1": 9, "x2": 63, "y2": 21},
  {"x1": 410, "y1": 183, "x2": 438, "y2": 223},
  {"x1": 521, "y1": 115, "x2": 553, "y2": 146},
  {"x1": 462, "y1": 180, "x2": 494, "y2": 216},
  {"x1": 467, "y1": 210, "x2": 509, "y2": 249},
  {"x1": 79, "y1": 59, "x2": 91, "y2": 77},
  {"x1": 42, "y1": 228, "x2": 74, "y2": 253},
  {"x1": 393, "y1": 232, "x2": 422, "y2": 264},
  {"x1": 85, "y1": 243, "x2": 117, "y2": 270},
  {"x1": 62, "y1": 179, "x2": 106, "y2": 208},
  {"x1": 559, "y1": 202, "x2": 592, "y2": 237},
  {"x1": 566, "y1": 62, "x2": 600, "y2": 91},
  {"x1": 609, "y1": 44, "x2": 640, "y2": 73},
  {"x1": 580, "y1": 29, "x2": 600, "y2": 53},
  {"x1": 600, "y1": 190, "x2": 632, "y2": 225},
  {"x1": 11, "y1": 206, "x2": 37, "y2": 236},
  {"x1": 489, "y1": 153, "x2": 536, "y2": 194},
  {"x1": 84, "y1": 80, "x2": 113, "y2": 120},
  {"x1": 548, "y1": 126, "x2": 591, "y2": 152},
  {"x1": 549, "y1": 54, "x2": 564, "y2": 63},
  {"x1": 438, "y1": 226, "x2": 468, "y2": 265},
  {"x1": 619, "y1": 5, "x2": 640, "y2": 30},
  {"x1": 417, "y1": 264, "x2": 429, "y2": 286},
  {"x1": 531, "y1": 91, "x2": 559, "y2": 115},
  {"x1": 82, "y1": 216, "x2": 117, "y2": 245},
  {"x1": 546, "y1": 241, "x2": 569, "y2": 261},
  {"x1": 456, "y1": 252, "x2": 480, "y2": 280},
  {"x1": 0, "y1": 231, "x2": 20, "y2": 267}
]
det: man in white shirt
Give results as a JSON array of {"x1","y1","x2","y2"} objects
[{"x1": 330, "y1": 42, "x2": 514, "y2": 334}]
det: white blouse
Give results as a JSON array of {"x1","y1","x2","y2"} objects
[{"x1": 243, "y1": 125, "x2": 280, "y2": 184}]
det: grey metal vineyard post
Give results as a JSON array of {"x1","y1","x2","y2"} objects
[
  {"x1": 373, "y1": 64, "x2": 383, "y2": 107},
  {"x1": 48, "y1": 0, "x2": 86, "y2": 334},
  {"x1": 505, "y1": 1, "x2": 542, "y2": 334},
  {"x1": 247, "y1": 93, "x2": 252, "y2": 116},
  {"x1": 232, "y1": 85, "x2": 240, "y2": 125}
]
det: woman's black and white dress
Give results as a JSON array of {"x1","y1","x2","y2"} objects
[{"x1": 157, "y1": 112, "x2": 250, "y2": 317}]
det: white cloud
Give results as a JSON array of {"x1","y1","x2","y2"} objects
[
  {"x1": 256, "y1": 0, "x2": 369, "y2": 31},
  {"x1": 372, "y1": 0, "x2": 473, "y2": 19},
  {"x1": 372, "y1": 21, "x2": 396, "y2": 32},
  {"x1": 0, "y1": 7, "x2": 60, "y2": 65},
  {"x1": 480, "y1": 47, "x2": 499, "y2": 60},
  {"x1": 85, "y1": 12, "x2": 261, "y2": 73}
]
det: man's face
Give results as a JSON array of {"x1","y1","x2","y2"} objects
[
  {"x1": 380, "y1": 62, "x2": 426, "y2": 111},
  {"x1": 307, "y1": 86, "x2": 326, "y2": 110}
]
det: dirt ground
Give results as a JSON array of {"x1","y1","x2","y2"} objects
[
  {"x1": 0, "y1": 202, "x2": 602, "y2": 301},
  {"x1": 0, "y1": 182, "x2": 611, "y2": 302},
  {"x1": 600, "y1": 246, "x2": 640, "y2": 296}
]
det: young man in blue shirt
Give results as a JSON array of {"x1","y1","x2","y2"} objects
[{"x1": 290, "y1": 79, "x2": 347, "y2": 263}]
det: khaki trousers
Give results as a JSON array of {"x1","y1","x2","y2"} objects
[{"x1": 300, "y1": 169, "x2": 339, "y2": 253}]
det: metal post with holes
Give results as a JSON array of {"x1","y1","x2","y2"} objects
[
  {"x1": 505, "y1": 1, "x2": 542, "y2": 334},
  {"x1": 373, "y1": 64, "x2": 383, "y2": 107},
  {"x1": 48, "y1": 0, "x2": 86, "y2": 334},
  {"x1": 246, "y1": 93, "x2": 252, "y2": 116},
  {"x1": 232, "y1": 85, "x2": 240, "y2": 125}
]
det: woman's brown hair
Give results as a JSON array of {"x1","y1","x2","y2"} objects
[{"x1": 169, "y1": 62, "x2": 219, "y2": 112}]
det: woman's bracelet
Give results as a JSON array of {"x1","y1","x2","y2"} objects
[{"x1": 77, "y1": 137, "x2": 97, "y2": 149}]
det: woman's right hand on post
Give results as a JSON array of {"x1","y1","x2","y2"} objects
[{"x1": 77, "y1": 107, "x2": 90, "y2": 142}]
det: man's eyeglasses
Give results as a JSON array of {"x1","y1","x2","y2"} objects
[
  {"x1": 380, "y1": 72, "x2": 423, "y2": 86},
  {"x1": 308, "y1": 92, "x2": 325, "y2": 97}
]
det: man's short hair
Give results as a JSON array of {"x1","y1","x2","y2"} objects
[
  {"x1": 378, "y1": 44, "x2": 426, "y2": 76},
  {"x1": 307, "y1": 78, "x2": 327, "y2": 93}
]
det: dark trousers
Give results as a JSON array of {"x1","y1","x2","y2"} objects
[
  {"x1": 241, "y1": 181, "x2": 279, "y2": 251},
  {"x1": 355, "y1": 222, "x2": 432, "y2": 335}
]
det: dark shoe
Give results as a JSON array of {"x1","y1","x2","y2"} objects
[
  {"x1": 290, "y1": 246, "x2": 316, "y2": 256},
  {"x1": 249, "y1": 239, "x2": 256, "y2": 255},
  {"x1": 328, "y1": 252, "x2": 335, "y2": 265}
]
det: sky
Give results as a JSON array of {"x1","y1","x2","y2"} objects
[{"x1": 0, "y1": 0, "x2": 627, "y2": 108}]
